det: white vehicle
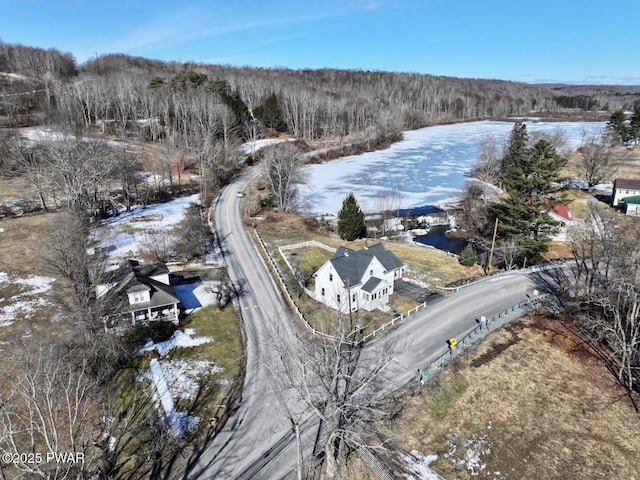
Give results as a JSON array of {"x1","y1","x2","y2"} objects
[{"x1": 236, "y1": 191, "x2": 245, "y2": 198}]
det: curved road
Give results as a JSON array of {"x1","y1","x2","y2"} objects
[{"x1": 188, "y1": 171, "x2": 558, "y2": 479}]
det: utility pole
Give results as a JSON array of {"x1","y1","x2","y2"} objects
[
  {"x1": 294, "y1": 422, "x2": 303, "y2": 480},
  {"x1": 487, "y1": 217, "x2": 499, "y2": 273}
]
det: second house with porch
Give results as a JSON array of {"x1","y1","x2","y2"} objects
[
  {"x1": 99, "y1": 260, "x2": 180, "y2": 324},
  {"x1": 313, "y1": 243, "x2": 404, "y2": 314}
]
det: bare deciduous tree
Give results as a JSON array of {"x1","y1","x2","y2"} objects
[
  {"x1": 273, "y1": 315, "x2": 405, "y2": 478},
  {"x1": 567, "y1": 206, "x2": 640, "y2": 392},
  {"x1": 0, "y1": 342, "x2": 102, "y2": 480},
  {"x1": 472, "y1": 135, "x2": 502, "y2": 184},
  {"x1": 262, "y1": 142, "x2": 304, "y2": 212},
  {"x1": 577, "y1": 135, "x2": 619, "y2": 191},
  {"x1": 494, "y1": 237, "x2": 524, "y2": 271}
]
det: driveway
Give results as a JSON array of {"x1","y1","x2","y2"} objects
[{"x1": 394, "y1": 278, "x2": 437, "y2": 304}]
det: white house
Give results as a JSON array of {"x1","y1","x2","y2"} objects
[
  {"x1": 612, "y1": 178, "x2": 640, "y2": 207},
  {"x1": 619, "y1": 195, "x2": 640, "y2": 216},
  {"x1": 313, "y1": 243, "x2": 404, "y2": 314},
  {"x1": 98, "y1": 260, "x2": 180, "y2": 324}
]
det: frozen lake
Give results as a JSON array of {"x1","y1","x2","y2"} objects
[{"x1": 301, "y1": 120, "x2": 606, "y2": 217}]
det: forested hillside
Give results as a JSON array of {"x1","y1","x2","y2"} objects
[{"x1": 2, "y1": 42, "x2": 639, "y2": 145}]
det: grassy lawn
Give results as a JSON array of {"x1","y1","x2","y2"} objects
[
  {"x1": 109, "y1": 304, "x2": 243, "y2": 477},
  {"x1": 383, "y1": 313, "x2": 640, "y2": 480},
  {"x1": 254, "y1": 212, "x2": 483, "y2": 335}
]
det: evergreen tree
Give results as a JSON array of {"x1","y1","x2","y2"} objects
[
  {"x1": 490, "y1": 123, "x2": 568, "y2": 262},
  {"x1": 606, "y1": 110, "x2": 631, "y2": 145},
  {"x1": 629, "y1": 103, "x2": 640, "y2": 145},
  {"x1": 337, "y1": 193, "x2": 367, "y2": 241},
  {"x1": 255, "y1": 93, "x2": 287, "y2": 132},
  {"x1": 459, "y1": 244, "x2": 477, "y2": 266},
  {"x1": 500, "y1": 122, "x2": 529, "y2": 174}
]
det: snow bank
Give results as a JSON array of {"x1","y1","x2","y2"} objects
[{"x1": 138, "y1": 328, "x2": 212, "y2": 356}]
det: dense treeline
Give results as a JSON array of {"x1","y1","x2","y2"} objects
[{"x1": 2, "y1": 42, "x2": 640, "y2": 147}]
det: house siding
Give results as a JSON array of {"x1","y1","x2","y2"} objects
[{"x1": 313, "y1": 245, "x2": 403, "y2": 314}]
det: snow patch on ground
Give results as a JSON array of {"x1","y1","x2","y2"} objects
[
  {"x1": 145, "y1": 359, "x2": 201, "y2": 438},
  {"x1": 138, "y1": 328, "x2": 212, "y2": 356},
  {"x1": 444, "y1": 433, "x2": 492, "y2": 476},
  {"x1": 398, "y1": 450, "x2": 441, "y2": 480},
  {"x1": 158, "y1": 359, "x2": 223, "y2": 400},
  {"x1": 139, "y1": 329, "x2": 221, "y2": 439},
  {"x1": 239, "y1": 138, "x2": 294, "y2": 155},
  {"x1": 0, "y1": 272, "x2": 55, "y2": 327},
  {"x1": 21, "y1": 128, "x2": 123, "y2": 147},
  {"x1": 173, "y1": 281, "x2": 230, "y2": 313},
  {"x1": 94, "y1": 194, "x2": 200, "y2": 260}
]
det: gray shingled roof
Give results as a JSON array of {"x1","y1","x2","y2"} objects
[
  {"x1": 360, "y1": 243, "x2": 404, "y2": 271},
  {"x1": 361, "y1": 277, "x2": 382, "y2": 293},
  {"x1": 107, "y1": 260, "x2": 179, "y2": 313},
  {"x1": 329, "y1": 243, "x2": 403, "y2": 286}
]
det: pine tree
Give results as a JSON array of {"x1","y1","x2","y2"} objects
[
  {"x1": 490, "y1": 123, "x2": 568, "y2": 262},
  {"x1": 629, "y1": 103, "x2": 640, "y2": 145},
  {"x1": 337, "y1": 193, "x2": 367, "y2": 241},
  {"x1": 606, "y1": 110, "x2": 631, "y2": 145},
  {"x1": 459, "y1": 244, "x2": 477, "y2": 266}
]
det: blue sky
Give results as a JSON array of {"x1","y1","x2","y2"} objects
[{"x1": 1, "y1": 0, "x2": 638, "y2": 85}]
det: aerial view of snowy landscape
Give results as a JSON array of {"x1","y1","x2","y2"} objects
[{"x1": 2, "y1": 1, "x2": 640, "y2": 478}]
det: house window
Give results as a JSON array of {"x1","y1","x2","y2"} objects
[
  {"x1": 372, "y1": 292, "x2": 377, "y2": 300},
  {"x1": 329, "y1": 273, "x2": 333, "y2": 282},
  {"x1": 352, "y1": 293, "x2": 356, "y2": 302},
  {"x1": 363, "y1": 293, "x2": 369, "y2": 301},
  {"x1": 370, "y1": 269, "x2": 373, "y2": 276},
  {"x1": 337, "y1": 294, "x2": 341, "y2": 304},
  {"x1": 321, "y1": 288, "x2": 325, "y2": 296}
]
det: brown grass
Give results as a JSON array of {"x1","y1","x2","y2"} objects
[
  {"x1": 563, "y1": 146, "x2": 640, "y2": 182},
  {"x1": 256, "y1": 211, "x2": 484, "y2": 289},
  {"x1": 383, "y1": 314, "x2": 640, "y2": 480},
  {"x1": 255, "y1": 212, "x2": 481, "y2": 335}
]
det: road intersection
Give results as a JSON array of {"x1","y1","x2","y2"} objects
[{"x1": 188, "y1": 173, "x2": 558, "y2": 479}]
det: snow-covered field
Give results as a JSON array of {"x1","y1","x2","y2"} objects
[
  {"x1": 138, "y1": 329, "x2": 222, "y2": 438},
  {"x1": 302, "y1": 121, "x2": 607, "y2": 217},
  {"x1": 95, "y1": 193, "x2": 200, "y2": 261},
  {"x1": 0, "y1": 272, "x2": 55, "y2": 327}
]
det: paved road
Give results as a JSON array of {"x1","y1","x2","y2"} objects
[
  {"x1": 189, "y1": 171, "x2": 558, "y2": 479},
  {"x1": 187, "y1": 171, "x2": 311, "y2": 479}
]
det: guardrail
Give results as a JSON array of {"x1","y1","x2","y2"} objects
[
  {"x1": 427, "y1": 293, "x2": 552, "y2": 372},
  {"x1": 436, "y1": 261, "x2": 567, "y2": 292}
]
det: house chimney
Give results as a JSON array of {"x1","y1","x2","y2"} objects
[
  {"x1": 344, "y1": 250, "x2": 349, "y2": 257},
  {"x1": 364, "y1": 240, "x2": 368, "y2": 250}
]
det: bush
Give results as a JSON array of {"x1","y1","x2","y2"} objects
[{"x1": 459, "y1": 244, "x2": 477, "y2": 266}]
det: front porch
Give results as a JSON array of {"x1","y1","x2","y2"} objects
[{"x1": 131, "y1": 303, "x2": 179, "y2": 324}]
